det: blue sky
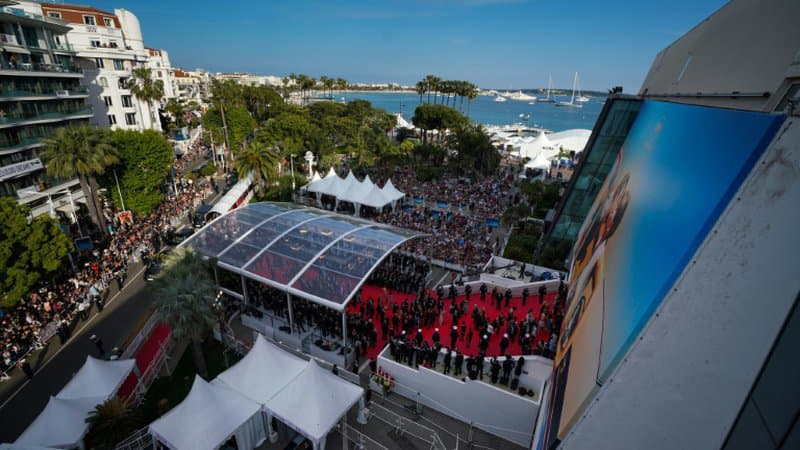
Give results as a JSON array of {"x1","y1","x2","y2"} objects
[{"x1": 91, "y1": 0, "x2": 726, "y2": 91}]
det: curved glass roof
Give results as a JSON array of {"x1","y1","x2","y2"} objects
[{"x1": 182, "y1": 202, "x2": 425, "y2": 310}]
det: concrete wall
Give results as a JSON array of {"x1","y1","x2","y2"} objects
[
  {"x1": 377, "y1": 347, "x2": 552, "y2": 447},
  {"x1": 556, "y1": 118, "x2": 800, "y2": 449},
  {"x1": 639, "y1": 0, "x2": 800, "y2": 112}
]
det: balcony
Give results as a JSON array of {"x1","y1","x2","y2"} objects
[
  {"x1": 0, "y1": 106, "x2": 93, "y2": 129},
  {"x1": 0, "y1": 33, "x2": 19, "y2": 46},
  {"x1": 0, "y1": 6, "x2": 69, "y2": 28},
  {"x1": 0, "y1": 136, "x2": 44, "y2": 155},
  {"x1": 0, "y1": 86, "x2": 90, "y2": 100},
  {"x1": 51, "y1": 42, "x2": 75, "y2": 52},
  {"x1": 0, "y1": 61, "x2": 83, "y2": 77}
]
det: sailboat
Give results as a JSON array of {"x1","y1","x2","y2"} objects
[
  {"x1": 555, "y1": 72, "x2": 584, "y2": 108},
  {"x1": 538, "y1": 75, "x2": 555, "y2": 103},
  {"x1": 575, "y1": 72, "x2": 590, "y2": 102}
]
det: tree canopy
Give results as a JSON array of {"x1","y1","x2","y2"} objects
[
  {"x1": 0, "y1": 199, "x2": 72, "y2": 307},
  {"x1": 101, "y1": 129, "x2": 174, "y2": 216},
  {"x1": 202, "y1": 104, "x2": 256, "y2": 152}
]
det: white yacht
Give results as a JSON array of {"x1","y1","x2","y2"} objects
[
  {"x1": 495, "y1": 95, "x2": 507, "y2": 102},
  {"x1": 555, "y1": 72, "x2": 584, "y2": 108}
]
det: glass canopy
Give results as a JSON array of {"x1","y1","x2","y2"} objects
[{"x1": 181, "y1": 202, "x2": 425, "y2": 310}]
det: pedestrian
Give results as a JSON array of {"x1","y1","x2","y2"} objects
[
  {"x1": 90, "y1": 334, "x2": 105, "y2": 356},
  {"x1": 450, "y1": 325, "x2": 458, "y2": 349},
  {"x1": 539, "y1": 285, "x2": 547, "y2": 304},
  {"x1": 443, "y1": 348, "x2": 452, "y2": 375},
  {"x1": 19, "y1": 359, "x2": 34, "y2": 379}
]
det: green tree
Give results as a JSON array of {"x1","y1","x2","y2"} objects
[
  {"x1": 85, "y1": 397, "x2": 140, "y2": 450},
  {"x1": 235, "y1": 141, "x2": 279, "y2": 192},
  {"x1": 101, "y1": 129, "x2": 174, "y2": 216},
  {"x1": 126, "y1": 67, "x2": 164, "y2": 128},
  {"x1": 152, "y1": 247, "x2": 217, "y2": 378},
  {"x1": 449, "y1": 124, "x2": 500, "y2": 175},
  {"x1": 165, "y1": 98, "x2": 185, "y2": 129},
  {"x1": 202, "y1": 105, "x2": 256, "y2": 153},
  {"x1": 0, "y1": 199, "x2": 72, "y2": 307},
  {"x1": 40, "y1": 126, "x2": 119, "y2": 233}
]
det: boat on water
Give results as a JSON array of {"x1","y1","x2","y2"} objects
[
  {"x1": 506, "y1": 90, "x2": 537, "y2": 101},
  {"x1": 555, "y1": 72, "x2": 584, "y2": 108},
  {"x1": 519, "y1": 113, "x2": 530, "y2": 121},
  {"x1": 495, "y1": 95, "x2": 507, "y2": 102},
  {"x1": 538, "y1": 75, "x2": 555, "y2": 103},
  {"x1": 575, "y1": 73, "x2": 590, "y2": 102}
]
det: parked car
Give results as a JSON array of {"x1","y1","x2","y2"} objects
[{"x1": 193, "y1": 204, "x2": 213, "y2": 228}]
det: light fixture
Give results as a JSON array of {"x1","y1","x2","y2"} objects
[{"x1": 320, "y1": 230, "x2": 333, "y2": 237}]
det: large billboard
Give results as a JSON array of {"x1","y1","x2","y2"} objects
[{"x1": 543, "y1": 100, "x2": 785, "y2": 448}]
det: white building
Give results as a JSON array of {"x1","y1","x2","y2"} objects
[
  {"x1": 174, "y1": 68, "x2": 211, "y2": 103},
  {"x1": 146, "y1": 47, "x2": 176, "y2": 101},
  {"x1": 33, "y1": 2, "x2": 160, "y2": 131},
  {"x1": 214, "y1": 72, "x2": 282, "y2": 87}
]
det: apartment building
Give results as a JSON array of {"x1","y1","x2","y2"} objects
[
  {"x1": 147, "y1": 47, "x2": 176, "y2": 100},
  {"x1": 174, "y1": 67, "x2": 211, "y2": 102},
  {"x1": 0, "y1": 2, "x2": 90, "y2": 219},
  {"x1": 35, "y1": 2, "x2": 160, "y2": 131}
]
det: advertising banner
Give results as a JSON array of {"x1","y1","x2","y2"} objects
[{"x1": 543, "y1": 100, "x2": 785, "y2": 447}]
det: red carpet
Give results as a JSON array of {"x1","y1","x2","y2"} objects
[
  {"x1": 348, "y1": 285, "x2": 557, "y2": 360},
  {"x1": 118, "y1": 323, "x2": 171, "y2": 400}
]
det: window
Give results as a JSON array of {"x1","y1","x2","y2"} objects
[
  {"x1": 121, "y1": 95, "x2": 133, "y2": 107},
  {"x1": 103, "y1": 18, "x2": 113, "y2": 27},
  {"x1": 113, "y1": 59, "x2": 124, "y2": 71},
  {"x1": 47, "y1": 12, "x2": 61, "y2": 19},
  {"x1": 103, "y1": 96, "x2": 112, "y2": 107},
  {"x1": 90, "y1": 40, "x2": 100, "y2": 48},
  {"x1": 99, "y1": 77, "x2": 108, "y2": 87},
  {"x1": 94, "y1": 58, "x2": 104, "y2": 69},
  {"x1": 83, "y1": 15, "x2": 96, "y2": 25},
  {"x1": 124, "y1": 113, "x2": 136, "y2": 125},
  {"x1": 107, "y1": 114, "x2": 117, "y2": 125},
  {"x1": 157, "y1": 71, "x2": 162, "y2": 78}
]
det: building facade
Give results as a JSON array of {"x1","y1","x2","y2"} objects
[
  {"x1": 36, "y1": 2, "x2": 160, "y2": 131},
  {"x1": 146, "y1": 47, "x2": 176, "y2": 100},
  {"x1": 0, "y1": 2, "x2": 90, "y2": 219}
]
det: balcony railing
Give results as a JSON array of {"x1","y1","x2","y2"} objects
[
  {"x1": 0, "y1": 157, "x2": 43, "y2": 182},
  {"x1": 0, "y1": 61, "x2": 83, "y2": 74},
  {"x1": 51, "y1": 42, "x2": 75, "y2": 52},
  {"x1": 0, "y1": 86, "x2": 89, "y2": 98},
  {"x1": 0, "y1": 6, "x2": 68, "y2": 26},
  {"x1": 0, "y1": 136, "x2": 44, "y2": 153},
  {"x1": 0, "y1": 106, "x2": 93, "y2": 126}
]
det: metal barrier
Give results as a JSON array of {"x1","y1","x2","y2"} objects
[
  {"x1": 121, "y1": 313, "x2": 160, "y2": 359},
  {"x1": 333, "y1": 422, "x2": 389, "y2": 450},
  {"x1": 369, "y1": 402, "x2": 447, "y2": 450},
  {"x1": 114, "y1": 426, "x2": 153, "y2": 450}
]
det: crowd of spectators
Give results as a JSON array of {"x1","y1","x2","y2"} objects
[{"x1": 1, "y1": 150, "x2": 215, "y2": 378}]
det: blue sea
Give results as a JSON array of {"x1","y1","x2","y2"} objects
[{"x1": 342, "y1": 91, "x2": 604, "y2": 132}]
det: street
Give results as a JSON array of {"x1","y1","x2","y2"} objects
[{"x1": 0, "y1": 266, "x2": 155, "y2": 443}]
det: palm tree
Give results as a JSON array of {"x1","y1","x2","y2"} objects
[
  {"x1": 235, "y1": 141, "x2": 279, "y2": 192},
  {"x1": 152, "y1": 247, "x2": 217, "y2": 379},
  {"x1": 424, "y1": 74, "x2": 440, "y2": 104},
  {"x1": 41, "y1": 126, "x2": 118, "y2": 235},
  {"x1": 465, "y1": 82, "x2": 479, "y2": 117},
  {"x1": 127, "y1": 67, "x2": 164, "y2": 129},
  {"x1": 165, "y1": 98, "x2": 185, "y2": 129},
  {"x1": 415, "y1": 80, "x2": 426, "y2": 104},
  {"x1": 85, "y1": 397, "x2": 140, "y2": 449}
]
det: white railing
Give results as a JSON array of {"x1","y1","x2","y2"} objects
[
  {"x1": 121, "y1": 313, "x2": 160, "y2": 359},
  {"x1": 369, "y1": 402, "x2": 447, "y2": 450},
  {"x1": 122, "y1": 332, "x2": 172, "y2": 407},
  {"x1": 335, "y1": 422, "x2": 389, "y2": 450}
]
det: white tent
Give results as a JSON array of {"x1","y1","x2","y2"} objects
[
  {"x1": 381, "y1": 179, "x2": 405, "y2": 202},
  {"x1": 357, "y1": 184, "x2": 394, "y2": 210},
  {"x1": 525, "y1": 152, "x2": 553, "y2": 171},
  {"x1": 548, "y1": 128, "x2": 591, "y2": 153},
  {"x1": 208, "y1": 172, "x2": 253, "y2": 219},
  {"x1": 306, "y1": 167, "x2": 340, "y2": 194},
  {"x1": 309, "y1": 171, "x2": 322, "y2": 183},
  {"x1": 15, "y1": 395, "x2": 105, "y2": 449},
  {"x1": 149, "y1": 376, "x2": 265, "y2": 450},
  {"x1": 395, "y1": 114, "x2": 414, "y2": 130},
  {"x1": 329, "y1": 170, "x2": 358, "y2": 199},
  {"x1": 57, "y1": 356, "x2": 136, "y2": 400},
  {"x1": 268, "y1": 360, "x2": 363, "y2": 450},
  {"x1": 213, "y1": 335, "x2": 307, "y2": 405}
]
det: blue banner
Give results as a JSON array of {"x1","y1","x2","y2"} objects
[{"x1": 485, "y1": 219, "x2": 500, "y2": 227}]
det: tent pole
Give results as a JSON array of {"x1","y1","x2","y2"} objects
[
  {"x1": 241, "y1": 275, "x2": 249, "y2": 307},
  {"x1": 287, "y1": 292, "x2": 295, "y2": 334}
]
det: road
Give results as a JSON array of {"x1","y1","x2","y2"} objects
[{"x1": 0, "y1": 266, "x2": 155, "y2": 443}]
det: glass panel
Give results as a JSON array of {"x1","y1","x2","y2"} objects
[
  {"x1": 184, "y1": 208, "x2": 260, "y2": 256},
  {"x1": 291, "y1": 265, "x2": 361, "y2": 305},
  {"x1": 266, "y1": 217, "x2": 361, "y2": 266},
  {"x1": 245, "y1": 250, "x2": 306, "y2": 285}
]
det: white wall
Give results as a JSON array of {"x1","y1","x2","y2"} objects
[
  {"x1": 556, "y1": 118, "x2": 800, "y2": 449},
  {"x1": 377, "y1": 347, "x2": 551, "y2": 447}
]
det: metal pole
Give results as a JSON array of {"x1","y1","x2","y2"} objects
[
  {"x1": 290, "y1": 155, "x2": 295, "y2": 190},
  {"x1": 342, "y1": 311, "x2": 348, "y2": 365},
  {"x1": 113, "y1": 169, "x2": 126, "y2": 211}
]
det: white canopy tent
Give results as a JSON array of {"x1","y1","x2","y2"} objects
[
  {"x1": 207, "y1": 172, "x2": 254, "y2": 219},
  {"x1": 15, "y1": 395, "x2": 105, "y2": 449},
  {"x1": 57, "y1": 356, "x2": 136, "y2": 400},
  {"x1": 547, "y1": 128, "x2": 591, "y2": 153},
  {"x1": 149, "y1": 376, "x2": 265, "y2": 450},
  {"x1": 267, "y1": 360, "x2": 364, "y2": 450},
  {"x1": 381, "y1": 179, "x2": 405, "y2": 202},
  {"x1": 525, "y1": 152, "x2": 553, "y2": 171},
  {"x1": 395, "y1": 113, "x2": 414, "y2": 130},
  {"x1": 213, "y1": 335, "x2": 306, "y2": 405}
]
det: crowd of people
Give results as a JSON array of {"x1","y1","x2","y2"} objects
[{"x1": 0, "y1": 146, "x2": 215, "y2": 378}]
